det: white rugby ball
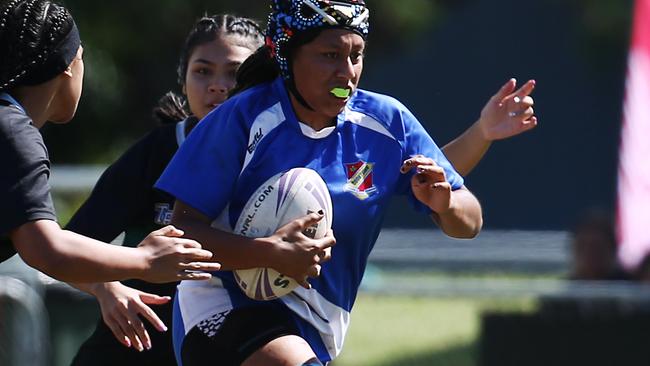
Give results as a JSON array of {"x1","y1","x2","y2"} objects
[{"x1": 232, "y1": 167, "x2": 333, "y2": 301}]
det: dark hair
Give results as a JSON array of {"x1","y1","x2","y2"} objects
[
  {"x1": 153, "y1": 14, "x2": 264, "y2": 124},
  {"x1": 230, "y1": 28, "x2": 321, "y2": 98},
  {"x1": 0, "y1": 0, "x2": 75, "y2": 92}
]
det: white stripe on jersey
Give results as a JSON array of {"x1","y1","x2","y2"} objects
[
  {"x1": 344, "y1": 107, "x2": 397, "y2": 141},
  {"x1": 241, "y1": 102, "x2": 285, "y2": 175},
  {"x1": 282, "y1": 287, "x2": 351, "y2": 360},
  {"x1": 177, "y1": 277, "x2": 233, "y2": 335}
]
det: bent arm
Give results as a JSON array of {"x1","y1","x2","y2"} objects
[
  {"x1": 12, "y1": 220, "x2": 147, "y2": 283},
  {"x1": 431, "y1": 186, "x2": 483, "y2": 239},
  {"x1": 171, "y1": 200, "x2": 332, "y2": 287}
]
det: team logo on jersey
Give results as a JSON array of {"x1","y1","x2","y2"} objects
[
  {"x1": 154, "y1": 203, "x2": 173, "y2": 225},
  {"x1": 344, "y1": 160, "x2": 377, "y2": 200}
]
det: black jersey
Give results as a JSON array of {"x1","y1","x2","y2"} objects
[
  {"x1": 0, "y1": 95, "x2": 57, "y2": 262},
  {"x1": 66, "y1": 118, "x2": 199, "y2": 296},
  {"x1": 69, "y1": 117, "x2": 197, "y2": 366}
]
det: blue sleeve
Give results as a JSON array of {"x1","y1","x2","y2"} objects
[
  {"x1": 395, "y1": 105, "x2": 464, "y2": 214},
  {"x1": 155, "y1": 104, "x2": 248, "y2": 219}
]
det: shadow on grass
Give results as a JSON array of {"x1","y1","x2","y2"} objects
[{"x1": 372, "y1": 341, "x2": 477, "y2": 366}]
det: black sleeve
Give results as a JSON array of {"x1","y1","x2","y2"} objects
[
  {"x1": 0, "y1": 106, "x2": 57, "y2": 237},
  {"x1": 65, "y1": 126, "x2": 176, "y2": 243}
]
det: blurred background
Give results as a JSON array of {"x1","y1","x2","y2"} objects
[{"x1": 2, "y1": 0, "x2": 645, "y2": 365}]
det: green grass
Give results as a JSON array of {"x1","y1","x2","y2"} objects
[{"x1": 333, "y1": 295, "x2": 534, "y2": 366}]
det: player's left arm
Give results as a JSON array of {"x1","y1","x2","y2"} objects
[
  {"x1": 442, "y1": 78, "x2": 537, "y2": 176},
  {"x1": 401, "y1": 156, "x2": 482, "y2": 238}
]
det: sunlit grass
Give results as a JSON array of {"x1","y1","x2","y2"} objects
[{"x1": 333, "y1": 295, "x2": 534, "y2": 366}]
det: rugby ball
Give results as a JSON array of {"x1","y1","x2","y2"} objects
[{"x1": 232, "y1": 167, "x2": 333, "y2": 301}]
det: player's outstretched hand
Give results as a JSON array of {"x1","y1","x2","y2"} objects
[
  {"x1": 268, "y1": 212, "x2": 336, "y2": 289},
  {"x1": 92, "y1": 282, "x2": 170, "y2": 351},
  {"x1": 137, "y1": 225, "x2": 221, "y2": 283},
  {"x1": 478, "y1": 78, "x2": 537, "y2": 141},
  {"x1": 401, "y1": 155, "x2": 452, "y2": 214}
]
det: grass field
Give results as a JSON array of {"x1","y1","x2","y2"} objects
[{"x1": 333, "y1": 295, "x2": 534, "y2": 366}]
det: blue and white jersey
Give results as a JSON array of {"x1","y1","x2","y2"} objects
[{"x1": 155, "y1": 77, "x2": 464, "y2": 362}]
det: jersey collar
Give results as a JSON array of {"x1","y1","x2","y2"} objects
[
  {"x1": 272, "y1": 77, "x2": 347, "y2": 139},
  {"x1": 0, "y1": 92, "x2": 26, "y2": 114}
]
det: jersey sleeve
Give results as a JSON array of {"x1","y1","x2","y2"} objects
[
  {"x1": 0, "y1": 109, "x2": 57, "y2": 237},
  {"x1": 155, "y1": 103, "x2": 249, "y2": 219},
  {"x1": 65, "y1": 129, "x2": 167, "y2": 243},
  {"x1": 395, "y1": 104, "x2": 465, "y2": 214}
]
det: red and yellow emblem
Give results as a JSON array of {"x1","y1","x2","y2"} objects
[{"x1": 344, "y1": 160, "x2": 377, "y2": 200}]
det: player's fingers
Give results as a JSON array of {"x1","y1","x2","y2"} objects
[
  {"x1": 314, "y1": 234, "x2": 336, "y2": 251},
  {"x1": 492, "y1": 78, "x2": 517, "y2": 104},
  {"x1": 135, "y1": 300, "x2": 168, "y2": 333},
  {"x1": 519, "y1": 107, "x2": 535, "y2": 120},
  {"x1": 432, "y1": 181, "x2": 452, "y2": 191},
  {"x1": 138, "y1": 292, "x2": 172, "y2": 306},
  {"x1": 177, "y1": 238, "x2": 202, "y2": 249},
  {"x1": 293, "y1": 211, "x2": 325, "y2": 231},
  {"x1": 113, "y1": 313, "x2": 142, "y2": 352},
  {"x1": 513, "y1": 79, "x2": 536, "y2": 99},
  {"x1": 518, "y1": 95, "x2": 534, "y2": 108},
  {"x1": 178, "y1": 260, "x2": 221, "y2": 271},
  {"x1": 104, "y1": 316, "x2": 131, "y2": 348},
  {"x1": 151, "y1": 225, "x2": 184, "y2": 238},
  {"x1": 318, "y1": 247, "x2": 332, "y2": 263},
  {"x1": 177, "y1": 269, "x2": 213, "y2": 281},
  {"x1": 180, "y1": 248, "x2": 214, "y2": 262},
  {"x1": 307, "y1": 264, "x2": 322, "y2": 278},
  {"x1": 126, "y1": 308, "x2": 150, "y2": 351},
  {"x1": 521, "y1": 116, "x2": 539, "y2": 131},
  {"x1": 297, "y1": 277, "x2": 312, "y2": 289},
  {"x1": 415, "y1": 166, "x2": 446, "y2": 185},
  {"x1": 401, "y1": 156, "x2": 436, "y2": 173}
]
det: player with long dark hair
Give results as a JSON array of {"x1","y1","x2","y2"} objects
[
  {"x1": 67, "y1": 14, "x2": 264, "y2": 364},
  {"x1": 0, "y1": 0, "x2": 219, "y2": 284}
]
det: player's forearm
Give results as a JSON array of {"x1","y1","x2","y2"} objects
[
  {"x1": 171, "y1": 213, "x2": 276, "y2": 271},
  {"x1": 12, "y1": 220, "x2": 147, "y2": 283},
  {"x1": 442, "y1": 120, "x2": 491, "y2": 176},
  {"x1": 431, "y1": 189, "x2": 483, "y2": 238}
]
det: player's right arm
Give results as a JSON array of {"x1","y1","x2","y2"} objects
[
  {"x1": 171, "y1": 200, "x2": 334, "y2": 289},
  {"x1": 12, "y1": 220, "x2": 220, "y2": 283}
]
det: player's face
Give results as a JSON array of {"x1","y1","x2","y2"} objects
[
  {"x1": 291, "y1": 29, "x2": 365, "y2": 129},
  {"x1": 184, "y1": 35, "x2": 254, "y2": 120},
  {"x1": 49, "y1": 46, "x2": 84, "y2": 124}
]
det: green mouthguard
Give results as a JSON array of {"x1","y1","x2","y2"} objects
[{"x1": 330, "y1": 87, "x2": 351, "y2": 99}]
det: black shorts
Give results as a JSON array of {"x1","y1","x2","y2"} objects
[
  {"x1": 71, "y1": 303, "x2": 176, "y2": 366},
  {"x1": 181, "y1": 305, "x2": 301, "y2": 366},
  {"x1": 71, "y1": 281, "x2": 177, "y2": 366}
]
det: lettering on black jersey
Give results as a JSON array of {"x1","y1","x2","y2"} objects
[{"x1": 154, "y1": 203, "x2": 173, "y2": 225}]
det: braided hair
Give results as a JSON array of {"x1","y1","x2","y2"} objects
[
  {"x1": 0, "y1": 0, "x2": 76, "y2": 92},
  {"x1": 153, "y1": 14, "x2": 264, "y2": 124}
]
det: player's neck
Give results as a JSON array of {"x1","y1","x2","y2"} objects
[
  {"x1": 290, "y1": 93, "x2": 336, "y2": 131},
  {"x1": 11, "y1": 82, "x2": 60, "y2": 128}
]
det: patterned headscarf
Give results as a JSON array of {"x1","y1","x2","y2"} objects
[{"x1": 266, "y1": 0, "x2": 370, "y2": 81}]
